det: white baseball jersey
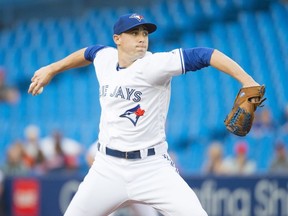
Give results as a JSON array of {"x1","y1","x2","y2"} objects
[
  {"x1": 90, "y1": 46, "x2": 185, "y2": 151},
  {"x1": 65, "y1": 46, "x2": 212, "y2": 216}
]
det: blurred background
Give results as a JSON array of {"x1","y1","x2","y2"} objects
[{"x1": 0, "y1": 0, "x2": 288, "y2": 215}]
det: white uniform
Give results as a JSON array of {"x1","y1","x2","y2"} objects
[
  {"x1": 97, "y1": 47, "x2": 182, "y2": 151},
  {"x1": 86, "y1": 141, "x2": 159, "y2": 216},
  {"x1": 64, "y1": 47, "x2": 208, "y2": 216}
]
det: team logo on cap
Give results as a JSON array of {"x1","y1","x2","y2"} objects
[
  {"x1": 119, "y1": 104, "x2": 145, "y2": 126},
  {"x1": 129, "y1": 14, "x2": 144, "y2": 22}
]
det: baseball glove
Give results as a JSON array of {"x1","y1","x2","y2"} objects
[{"x1": 224, "y1": 85, "x2": 266, "y2": 136}]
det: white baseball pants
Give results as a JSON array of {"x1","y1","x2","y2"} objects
[{"x1": 64, "y1": 150, "x2": 207, "y2": 216}]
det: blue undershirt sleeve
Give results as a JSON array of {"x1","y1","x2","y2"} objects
[
  {"x1": 182, "y1": 47, "x2": 214, "y2": 72},
  {"x1": 84, "y1": 45, "x2": 107, "y2": 62}
]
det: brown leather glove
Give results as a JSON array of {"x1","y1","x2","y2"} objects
[{"x1": 224, "y1": 85, "x2": 266, "y2": 136}]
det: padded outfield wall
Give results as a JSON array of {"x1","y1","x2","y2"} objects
[{"x1": 3, "y1": 174, "x2": 288, "y2": 216}]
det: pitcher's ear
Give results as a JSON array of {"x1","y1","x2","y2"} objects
[{"x1": 113, "y1": 34, "x2": 121, "y2": 45}]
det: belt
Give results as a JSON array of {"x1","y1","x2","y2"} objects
[{"x1": 98, "y1": 143, "x2": 156, "y2": 159}]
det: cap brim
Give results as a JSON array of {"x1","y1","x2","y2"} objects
[
  {"x1": 122, "y1": 23, "x2": 157, "y2": 34},
  {"x1": 143, "y1": 23, "x2": 157, "y2": 34}
]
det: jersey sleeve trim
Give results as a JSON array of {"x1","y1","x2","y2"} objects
[
  {"x1": 179, "y1": 48, "x2": 186, "y2": 74},
  {"x1": 84, "y1": 45, "x2": 107, "y2": 62}
]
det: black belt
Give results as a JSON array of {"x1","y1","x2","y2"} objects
[{"x1": 98, "y1": 143, "x2": 156, "y2": 159}]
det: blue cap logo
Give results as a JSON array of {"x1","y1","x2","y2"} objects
[
  {"x1": 129, "y1": 14, "x2": 144, "y2": 22},
  {"x1": 113, "y1": 13, "x2": 157, "y2": 35}
]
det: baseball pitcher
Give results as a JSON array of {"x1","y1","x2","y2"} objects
[{"x1": 28, "y1": 13, "x2": 264, "y2": 216}]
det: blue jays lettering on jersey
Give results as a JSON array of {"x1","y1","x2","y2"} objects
[
  {"x1": 100, "y1": 85, "x2": 142, "y2": 102},
  {"x1": 84, "y1": 45, "x2": 213, "y2": 152}
]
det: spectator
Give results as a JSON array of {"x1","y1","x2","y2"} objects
[
  {"x1": 251, "y1": 107, "x2": 276, "y2": 138},
  {"x1": 32, "y1": 147, "x2": 47, "y2": 175},
  {"x1": 279, "y1": 103, "x2": 288, "y2": 133},
  {"x1": 0, "y1": 67, "x2": 19, "y2": 104},
  {"x1": 1, "y1": 141, "x2": 29, "y2": 176},
  {"x1": 41, "y1": 132, "x2": 67, "y2": 173},
  {"x1": 40, "y1": 131, "x2": 82, "y2": 172},
  {"x1": 202, "y1": 141, "x2": 229, "y2": 175},
  {"x1": 85, "y1": 141, "x2": 98, "y2": 167},
  {"x1": 223, "y1": 141, "x2": 256, "y2": 175},
  {"x1": 269, "y1": 142, "x2": 288, "y2": 174},
  {"x1": 22, "y1": 125, "x2": 46, "y2": 175}
]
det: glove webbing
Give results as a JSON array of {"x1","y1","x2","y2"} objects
[{"x1": 228, "y1": 107, "x2": 252, "y2": 135}]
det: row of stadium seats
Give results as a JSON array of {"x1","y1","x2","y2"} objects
[{"x1": 0, "y1": 0, "x2": 287, "y2": 173}]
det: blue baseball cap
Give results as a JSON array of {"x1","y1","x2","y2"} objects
[{"x1": 113, "y1": 13, "x2": 157, "y2": 35}]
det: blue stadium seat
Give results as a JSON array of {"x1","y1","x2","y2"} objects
[{"x1": 0, "y1": 30, "x2": 15, "y2": 49}]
